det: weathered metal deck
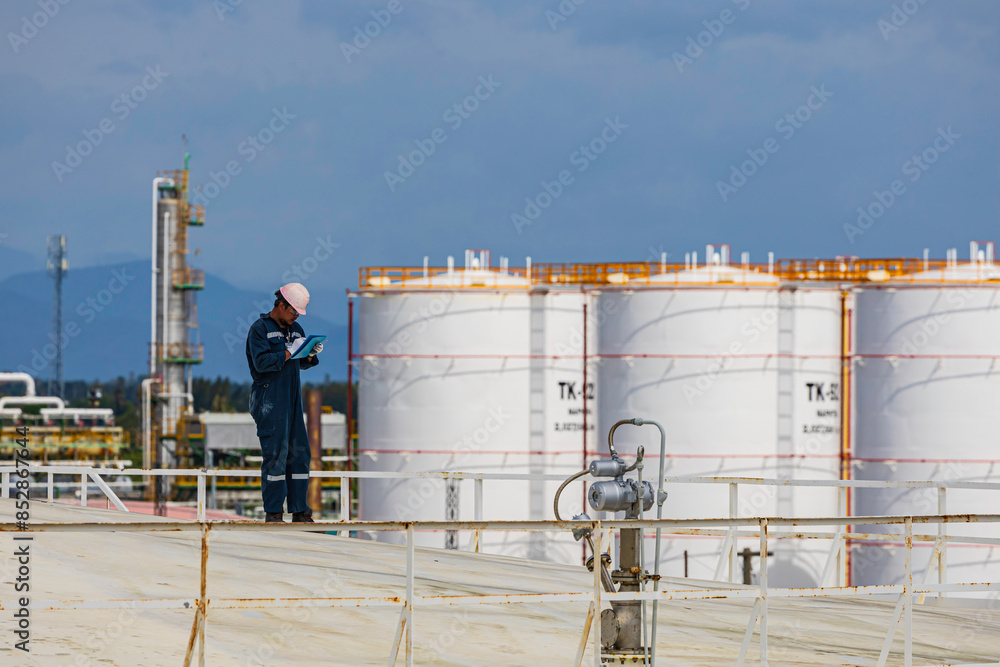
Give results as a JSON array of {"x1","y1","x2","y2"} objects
[{"x1": 2, "y1": 500, "x2": 1000, "y2": 665}]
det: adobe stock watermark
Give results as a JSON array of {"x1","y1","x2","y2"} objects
[
  {"x1": 394, "y1": 406, "x2": 511, "y2": 521},
  {"x1": 241, "y1": 569, "x2": 347, "y2": 666},
  {"x1": 189, "y1": 107, "x2": 296, "y2": 207},
  {"x1": 340, "y1": 0, "x2": 411, "y2": 63},
  {"x1": 212, "y1": 0, "x2": 242, "y2": 21},
  {"x1": 51, "y1": 66, "x2": 169, "y2": 182},
  {"x1": 17, "y1": 267, "x2": 135, "y2": 375},
  {"x1": 425, "y1": 609, "x2": 474, "y2": 663},
  {"x1": 877, "y1": 0, "x2": 931, "y2": 40},
  {"x1": 683, "y1": 291, "x2": 793, "y2": 404},
  {"x1": 510, "y1": 116, "x2": 628, "y2": 234},
  {"x1": 221, "y1": 234, "x2": 338, "y2": 353},
  {"x1": 843, "y1": 126, "x2": 959, "y2": 243},
  {"x1": 64, "y1": 602, "x2": 139, "y2": 666},
  {"x1": 356, "y1": 291, "x2": 457, "y2": 386},
  {"x1": 896, "y1": 286, "x2": 975, "y2": 356},
  {"x1": 717, "y1": 84, "x2": 833, "y2": 202},
  {"x1": 383, "y1": 75, "x2": 502, "y2": 192},
  {"x1": 7, "y1": 0, "x2": 71, "y2": 54},
  {"x1": 545, "y1": 0, "x2": 586, "y2": 31},
  {"x1": 673, "y1": 0, "x2": 753, "y2": 74}
]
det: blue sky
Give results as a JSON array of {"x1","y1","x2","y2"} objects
[{"x1": 1, "y1": 0, "x2": 998, "y2": 325}]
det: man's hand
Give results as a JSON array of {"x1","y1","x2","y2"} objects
[
  {"x1": 312, "y1": 342, "x2": 324, "y2": 355},
  {"x1": 287, "y1": 338, "x2": 307, "y2": 356},
  {"x1": 285, "y1": 349, "x2": 291, "y2": 361}
]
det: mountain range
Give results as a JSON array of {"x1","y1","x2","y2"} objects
[{"x1": 0, "y1": 248, "x2": 348, "y2": 383}]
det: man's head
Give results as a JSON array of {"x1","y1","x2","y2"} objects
[{"x1": 270, "y1": 282, "x2": 309, "y2": 327}]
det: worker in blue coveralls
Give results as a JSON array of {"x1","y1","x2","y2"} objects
[{"x1": 246, "y1": 282, "x2": 324, "y2": 523}]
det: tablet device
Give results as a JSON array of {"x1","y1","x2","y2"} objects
[{"x1": 290, "y1": 334, "x2": 327, "y2": 360}]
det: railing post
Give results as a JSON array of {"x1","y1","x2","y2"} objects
[
  {"x1": 196, "y1": 472, "x2": 206, "y2": 522},
  {"x1": 405, "y1": 523, "x2": 414, "y2": 667},
  {"x1": 80, "y1": 473, "x2": 87, "y2": 507},
  {"x1": 1, "y1": 471, "x2": 8, "y2": 499},
  {"x1": 338, "y1": 476, "x2": 349, "y2": 537},
  {"x1": 47, "y1": 471, "x2": 54, "y2": 502},
  {"x1": 760, "y1": 518, "x2": 768, "y2": 666},
  {"x1": 474, "y1": 477, "x2": 484, "y2": 553},
  {"x1": 904, "y1": 517, "x2": 912, "y2": 667},
  {"x1": 729, "y1": 483, "x2": 739, "y2": 583},
  {"x1": 838, "y1": 483, "x2": 848, "y2": 587},
  {"x1": 593, "y1": 522, "x2": 602, "y2": 667},
  {"x1": 340, "y1": 476, "x2": 349, "y2": 521},
  {"x1": 199, "y1": 523, "x2": 209, "y2": 667},
  {"x1": 938, "y1": 487, "x2": 947, "y2": 597}
]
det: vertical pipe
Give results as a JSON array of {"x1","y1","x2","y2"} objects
[
  {"x1": 150, "y1": 178, "x2": 167, "y2": 377},
  {"x1": 306, "y1": 388, "x2": 323, "y2": 514},
  {"x1": 47, "y1": 471, "x2": 53, "y2": 502},
  {"x1": 840, "y1": 290, "x2": 853, "y2": 586},
  {"x1": 345, "y1": 297, "x2": 354, "y2": 522},
  {"x1": 80, "y1": 473, "x2": 87, "y2": 507},
  {"x1": 346, "y1": 299, "x2": 354, "y2": 474},
  {"x1": 582, "y1": 299, "x2": 588, "y2": 465},
  {"x1": 582, "y1": 298, "x2": 588, "y2": 566}
]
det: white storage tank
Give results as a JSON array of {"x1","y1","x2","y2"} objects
[
  {"x1": 357, "y1": 251, "x2": 593, "y2": 562},
  {"x1": 595, "y1": 247, "x2": 844, "y2": 586},
  {"x1": 853, "y1": 244, "x2": 1000, "y2": 587}
]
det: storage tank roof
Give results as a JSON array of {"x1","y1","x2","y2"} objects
[
  {"x1": 906, "y1": 261, "x2": 1000, "y2": 283},
  {"x1": 364, "y1": 268, "x2": 531, "y2": 288},
  {"x1": 647, "y1": 264, "x2": 780, "y2": 285}
]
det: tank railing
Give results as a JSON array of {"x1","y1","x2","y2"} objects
[
  {"x1": 2, "y1": 515, "x2": 999, "y2": 666},
  {"x1": 7, "y1": 466, "x2": 1000, "y2": 591},
  {"x1": 359, "y1": 265, "x2": 531, "y2": 289},
  {"x1": 360, "y1": 256, "x2": 1000, "y2": 288},
  {"x1": 172, "y1": 267, "x2": 205, "y2": 289}
]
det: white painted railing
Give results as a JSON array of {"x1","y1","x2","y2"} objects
[{"x1": 2, "y1": 513, "x2": 999, "y2": 666}]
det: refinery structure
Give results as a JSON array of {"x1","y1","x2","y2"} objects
[{"x1": 5, "y1": 186, "x2": 1000, "y2": 662}]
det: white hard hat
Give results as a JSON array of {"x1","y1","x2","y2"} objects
[{"x1": 279, "y1": 282, "x2": 310, "y2": 315}]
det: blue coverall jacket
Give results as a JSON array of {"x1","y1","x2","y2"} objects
[{"x1": 245, "y1": 312, "x2": 319, "y2": 514}]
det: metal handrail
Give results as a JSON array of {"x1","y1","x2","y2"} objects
[{"x1": 2, "y1": 514, "x2": 998, "y2": 666}]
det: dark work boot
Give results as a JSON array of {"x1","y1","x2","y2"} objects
[
  {"x1": 291, "y1": 510, "x2": 315, "y2": 523},
  {"x1": 265, "y1": 512, "x2": 285, "y2": 523}
]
